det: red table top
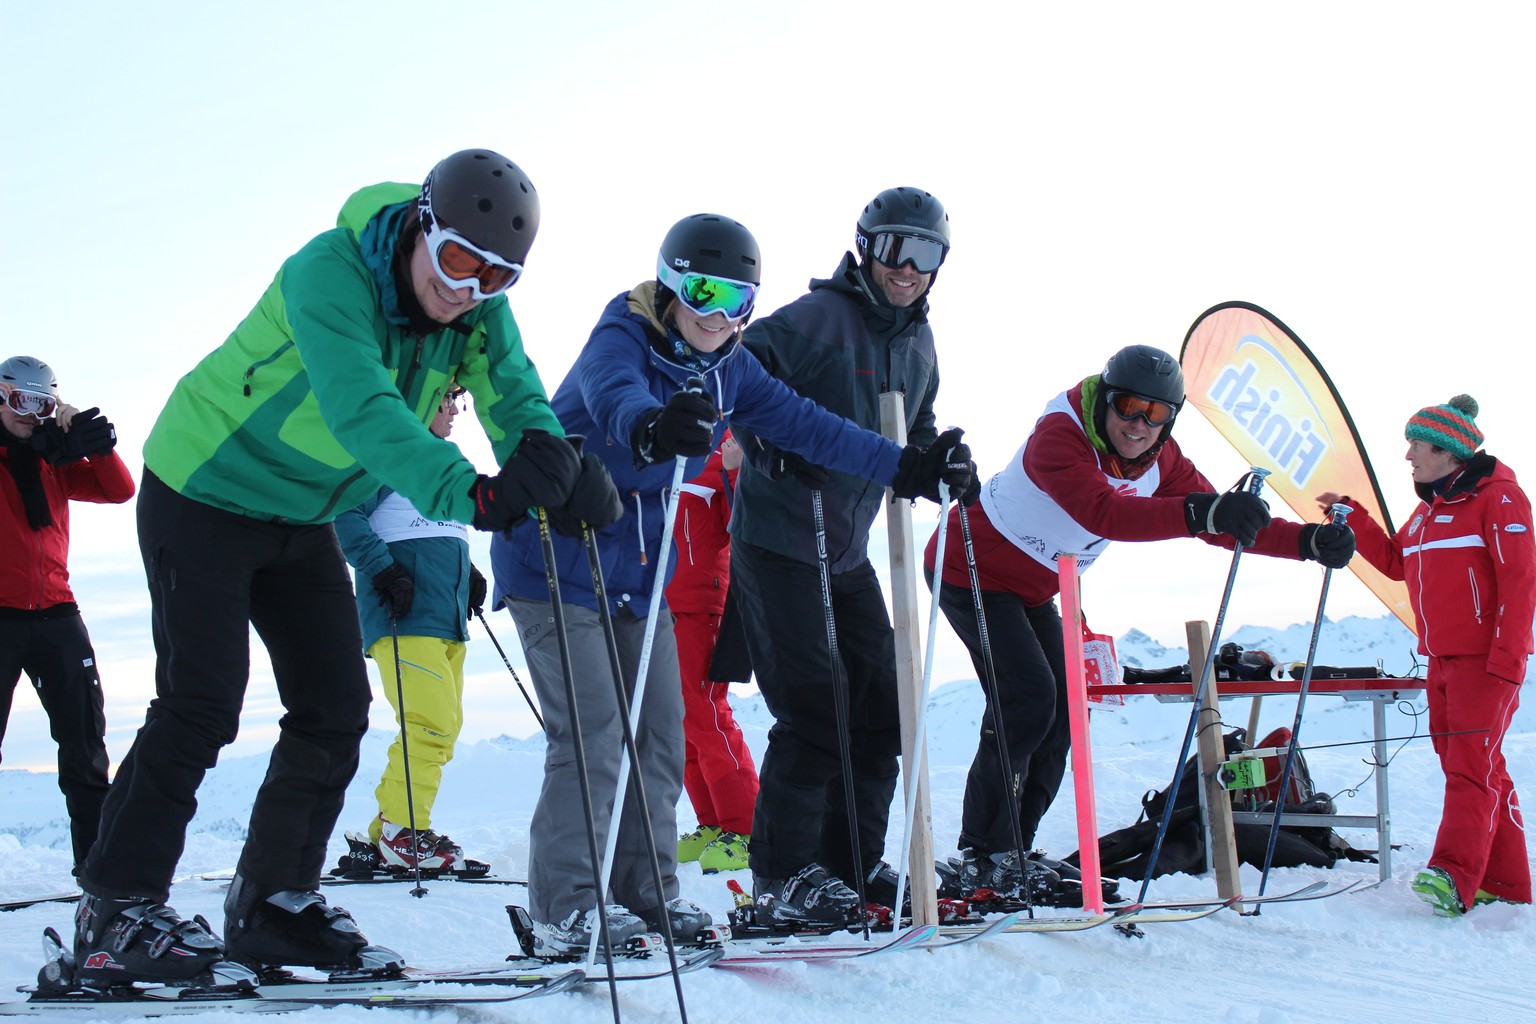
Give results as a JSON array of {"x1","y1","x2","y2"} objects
[{"x1": 1088, "y1": 677, "x2": 1424, "y2": 698}]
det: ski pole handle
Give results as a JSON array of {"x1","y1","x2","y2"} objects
[
  {"x1": 1328, "y1": 502, "x2": 1353, "y2": 526},
  {"x1": 1243, "y1": 466, "x2": 1272, "y2": 498}
]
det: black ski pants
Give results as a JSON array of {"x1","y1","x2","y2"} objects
[
  {"x1": 0, "y1": 609, "x2": 111, "y2": 870},
  {"x1": 933, "y1": 574, "x2": 1070, "y2": 856},
  {"x1": 730, "y1": 539, "x2": 900, "y2": 885},
  {"x1": 80, "y1": 471, "x2": 371, "y2": 902}
]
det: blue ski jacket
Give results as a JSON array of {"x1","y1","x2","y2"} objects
[{"x1": 490, "y1": 286, "x2": 905, "y2": 616}]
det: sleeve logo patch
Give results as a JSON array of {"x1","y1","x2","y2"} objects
[{"x1": 1506, "y1": 523, "x2": 1528, "y2": 533}]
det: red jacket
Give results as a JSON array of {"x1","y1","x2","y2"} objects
[
  {"x1": 1349, "y1": 453, "x2": 1535, "y2": 683},
  {"x1": 1, "y1": 444, "x2": 136, "y2": 611},
  {"x1": 665, "y1": 447, "x2": 737, "y2": 616}
]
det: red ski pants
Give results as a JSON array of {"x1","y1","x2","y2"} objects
[
  {"x1": 1427, "y1": 655, "x2": 1530, "y2": 905},
  {"x1": 674, "y1": 611, "x2": 759, "y2": 835}
]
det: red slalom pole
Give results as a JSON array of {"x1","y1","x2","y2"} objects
[{"x1": 1057, "y1": 553, "x2": 1103, "y2": 915}]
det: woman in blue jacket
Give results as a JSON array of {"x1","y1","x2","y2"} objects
[{"x1": 490, "y1": 214, "x2": 972, "y2": 955}]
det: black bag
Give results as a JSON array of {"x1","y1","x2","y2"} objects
[{"x1": 1068, "y1": 729, "x2": 1374, "y2": 881}]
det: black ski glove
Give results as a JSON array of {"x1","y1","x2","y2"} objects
[
  {"x1": 631, "y1": 390, "x2": 718, "y2": 464},
  {"x1": 372, "y1": 563, "x2": 415, "y2": 621},
  {"x1": 1184, "y1": 491, "x2": 1271, "y2": 547},
  {"x1": 1298, "y1": 522, "x2": 1356, "y2": 569},
  {"x1": 890, "y1": 427, "x2": 978, "y2": 505},
  {"x1": 64, "y1": 408, "x2": 117, "y2": 460},
  {"x1": 768, "y1": 448, "x2": 830, "y2": 488},
  {"x1": 28, "y1": 409, "x2": 115, "y2": 465},
  {"x1": 469, "y1": 429, "x2": 583, "y2": 532},
  {"x1": 549, "y1": 450, "x2": 625, "y2": 538},
  {"x1": 467, "y1": 565, "x2": 488, "y2": 620}
]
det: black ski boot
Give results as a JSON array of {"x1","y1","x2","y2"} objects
[
  {"x1": 1027, "y1": 850, "x2": 1124, "y2": 905},
  {"x1": 223, "y1": 875, "x2": 376, "y2": 969},
  {"x1": 955, "y1": 848, "x2": 1069, "y2": 906},
  {"x1": 73, "y1": 893, "x2": 246, "y2": 990},
  {"x1": 752, "y1": 864, "x2": 862, "y2": 928}
]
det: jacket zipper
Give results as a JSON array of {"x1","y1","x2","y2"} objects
[{"x1": 1468, "y1": 567, "x2": 1482, "y2": 624}]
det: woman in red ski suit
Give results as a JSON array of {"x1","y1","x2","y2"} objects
[
  {"x1": 1321, "y1": 394, "x2": 1534, "y2": 914},
  {"x1": 667, "y1": 432, "x2": 759, "y2": 872},
  {"x1": 923, "y1": 345, "x2": 1354, "y2": 899}
]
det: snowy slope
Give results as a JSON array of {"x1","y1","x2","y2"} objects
[{"x1": 2, "y1": 614, "x2": 1533, "y2": 1023}]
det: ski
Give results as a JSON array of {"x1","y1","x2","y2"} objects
[
  {"x1": 4, "y1": 970, "x2": 584, "y2": 1015},
  {"x1": 0, "y1": 992, "x2": 312, "y2": 1016},
  {"x1": 0, "y1": 894, "x2": 80, "y2": 914},
  {"x1": 250, "y1": 966, "x2": 586, "y2": 1004},
  {"x1": 445, "y1": 944, "x2": 724, "y2": 983},
  {"x1": 713, "y1": 923, "x2": 939, "y2": 966},
  {"x1": 320, "y1": 871, "x2": 523, "y2": 887}
]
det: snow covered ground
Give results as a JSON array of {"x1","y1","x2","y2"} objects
[{"x1": 2, "y1": 615, "x2": 1533, "y2": 1022}]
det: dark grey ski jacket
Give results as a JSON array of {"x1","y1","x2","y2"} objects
[{"x1": 732, "y1": 253, "x2": 941, "y2": 571}]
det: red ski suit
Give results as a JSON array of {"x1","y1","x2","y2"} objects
[
  {"x1": 665, "y1": 446, "x2": 759, "y2": 835},
  {"x1": 1349, "y1": 452, "x2": 1534, "y2": 905}
]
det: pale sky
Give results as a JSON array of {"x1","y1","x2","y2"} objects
[{"x1": 4, "y1": 2, "x2": 1532, "y2": 764}]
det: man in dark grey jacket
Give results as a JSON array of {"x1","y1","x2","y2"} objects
[{"x1": 731, "y1": 187, "x2": 973, "y2": 926}]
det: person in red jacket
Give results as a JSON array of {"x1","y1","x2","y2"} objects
[
  {"x1": 1320, "y1": 394, "x2": 1534, "y2": 916},
  {"x1": 667, "y1": 432, "x2": 759, "y2": 874},
  {"x1": 0, "y1": 356, "x2": 134, "y2": 873},
  {"x1": 923, "y1": 345, "x2": 1355, "y2": 903}
]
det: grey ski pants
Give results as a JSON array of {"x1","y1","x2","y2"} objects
[{"x1": 506, "y1": 597, "x2": 685, "y2": 926}]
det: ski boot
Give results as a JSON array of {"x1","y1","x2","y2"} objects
[
  {"x1": 1026, "y1": 850, "x2": 1124, "y2": 905},
  {"x1": 697, "y1": 831, "x2": 750, "y2": 874},
  {"x1": 954, "y1": 848, "x2": 1069, "y2": 908},
  {"x1": 523, "y1": 904, "x2": 660, "y2": 960},
  {"x1": 640, "y1": 897, "x2": 728, "y2": 946},
  {"x1": 223, "y1": 875, "x2": 389, "y2": 970},
  {"x1": 73, "y1": 893, "x2": 248, "y2": 991},
  {"x1": 377, "y1": 819, "x2": 464, "y2": 872},
  {"x1": 752, "y1": 864, "x2": 863, "y2": 929},
  {"x1": 677, "y1": 825, "x2": 723, "y2": 864},
  {"x1": 1411, "y1": 866, "x2": 1465, "y2": 918},
  {"x1": 333, "y1": 832, "x2": 384, "y2": 877}
]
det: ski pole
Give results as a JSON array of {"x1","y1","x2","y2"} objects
[
  {"x1": 1254, "y1": 503, "x2": 1352, "y2": 905},
  {"x1": 592, "y1": 376, "x2": 705, "y2": 955},
  {"x1": 388, "y1": 618, "x2": 428, "y2": 899},
  {"x1": 956, "y1": 499, "x2": 1035, "y2": 915},
  {"x1": 1136, "y1": 468, "x2": 1271, "y2": 902},
  {"x1": 534, "y1": 507, "x2": 621, "y2": 1013},
  {"x1": 580, "y1": 524, "x2": 689, "y2": 1020},
  {"x1": 811, "y1": 487, "x2": 871, "y2": 935},
  {"x1": 474, "y1": 608, "x2": 545, "y2": 731},
  {"x1": 894, "y1": 494, "x2": 952, "y2": 928}
]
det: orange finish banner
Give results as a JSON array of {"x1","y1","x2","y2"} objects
[{"x1": 1179, "y1": 301, "x2": 1414, "y2": 633}]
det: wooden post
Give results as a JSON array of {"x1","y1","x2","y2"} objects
[
  {"x1": 880, "y1": 392, "x2": 937, "y2": 926},
  {"x1": 1186, "y1": 619, "x2": 1242, "y2": 903}
]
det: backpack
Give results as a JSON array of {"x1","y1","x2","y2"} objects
[{"x1": 1067, "y1": 728, "x2": 1374, "y2": 881}]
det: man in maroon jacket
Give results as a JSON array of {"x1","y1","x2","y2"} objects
[
  {"x1": 1322, "y1": 394, "x2": 1534, "y2": 916},
  {"x1": 0, "y1": 356, "x2": 134, "y2": 873}
]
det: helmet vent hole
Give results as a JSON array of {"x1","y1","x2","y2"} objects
[
  {"x1": 478, "y1": 199, "x2": 493, "y2": 212},
  {"x1": 512, "y1": 216, "x2": 525, "y2": 230},
  {"x1": 701, "y1": 248, "x2": 723, "y2": 259},
  {"x1": 491, "y1": 169, "x2": 504, "y2": 177}
]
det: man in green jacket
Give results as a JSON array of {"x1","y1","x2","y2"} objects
[{"x1": 71, "y1": 149, "x2": 619, "y2": 989}]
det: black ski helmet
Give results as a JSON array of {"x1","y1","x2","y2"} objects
[
  {"x1": 0, "y1": 355, "x2": 60, "y2": 398},
  {"x1": 1101, "y1": 345, "x2": 1185, "y2": 407},
  {"x1": 657, "y1": 214, "x2": 762, "y2": 285},
  {"x1": 418, "y1": 150, "x2": 540, "y2": 265},
  {"x1": 855, "y1": 187, "x2": 951, "y2": 261}
]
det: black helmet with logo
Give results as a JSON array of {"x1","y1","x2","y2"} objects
[
  {"x1": 657, "y1": 214, "x2": 762, "y2": 285},
  {"x1": 418, "y1": 150, "x2": 540, "y2": 265},
  {"x1": 1101, "y1": 345, "x2": 1185, "y2": 406},
  {"x1": 855, "y1": 187, "x2": 951, "y2": 268}
]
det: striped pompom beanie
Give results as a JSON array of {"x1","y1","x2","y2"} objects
[{"x1": 1405, "y1": 394, "x2": 1482, "y2": 462}]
